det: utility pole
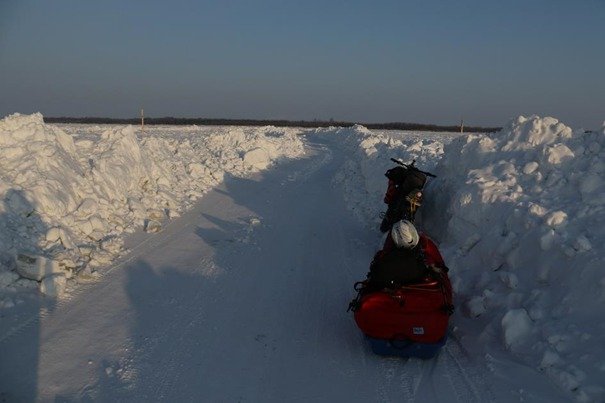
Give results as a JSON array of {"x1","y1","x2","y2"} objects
[
  {"x1": 460, "y1": 118, "x2": 464, "y2": 134},
  {"x1": 141, "y1": 108, "x2": 145, "y2": 133}
]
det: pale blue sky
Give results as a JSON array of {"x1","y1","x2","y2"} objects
[{"x1": 1, "y1": 0, "x2": 603, "y2": 128}]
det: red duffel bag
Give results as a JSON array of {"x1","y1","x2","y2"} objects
[{"x1": 353, "y1": 274, "x2": 453, "y2": 343}]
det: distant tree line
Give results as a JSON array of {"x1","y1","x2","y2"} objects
[{"x1": 44, "y1": 116, "x2": 500, "y2": 133}]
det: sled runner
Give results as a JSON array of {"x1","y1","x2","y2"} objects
[{"x1": 366, "y1": 335, "x2": 447, "y2": 359}]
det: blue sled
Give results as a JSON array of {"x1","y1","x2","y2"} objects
[{"x1": 367, "y1": 335, "x2": 447, "y2": 359}]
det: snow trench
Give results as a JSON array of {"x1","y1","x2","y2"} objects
[
  {"x1": 320, "y1": 118, "x2": 605, "y2": 402},
  {"x1": 1, "y1": 112, "x2": 604, "y2": 401}
]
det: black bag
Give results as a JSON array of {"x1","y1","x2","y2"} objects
[
  {"x1": 367, "y1": 248, "x2": 427, "y2": 289},
  {"x1": 386, "y1": 167, "x2": 427, "y2": 194}
]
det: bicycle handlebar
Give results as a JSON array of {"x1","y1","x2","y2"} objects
[{"x1": 390, "y1": 158, "x2": 436, "y2": 178}]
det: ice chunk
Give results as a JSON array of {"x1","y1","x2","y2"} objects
[
  {"x1": 528, "y1": 203, "x2": 547, "y2": 217},
  {"x1": 144, "y1": 219, "x2": 162, "y2": 233},
  {"x1": 540, "y1": 229, "x2": 556, "y2": 251},
  {"x1": 76, "y1": 198, "x2": 99, "y2": 217},
  {"x1": 523, "y1": 162, "x2": 539, "y2": 174},
  {"x1": 243, "y1": 147, "x2": 270, "y2": 170},
  {"x1": 147, "y1": 209, "x2": 165, "y2": 220},
  {"x1": 45, "y1": 227, "x2": 61, "y2": 243},
  {"x1": 501, "y1": 309, "x2": 533, "y2": 349},
  {"x1": 77, "y1": 219, "x2": 94, "y2": 236},
  {"x1": 186, "y1": 162, "x2": 206, "y2": 178},
  {"x1": 499, "y1": 271, "x2": 519, "y2": 289},
  {"x1": 467, "y1": 296, "x2": 486, "y2": 317},
  {"x1": 59, "y1": 229, "x2": 76, "y2": 249},
  {"x1": 572, "y1": 236, "x2": 592, "y2": 253},
  {"x1": 15, "y1": 254, "x2": 61, "y2": 281},
  {"x1": 545, "y1": 211, "x2": 567, "y2": 228},
  {"x1": 39, "y1": 273, "x2": 67, "y2": 297},
  {"x1": 539, "y1": 350, "x2": 562, "y2": 369},
  {"x1": 546, "y1": 144, "x2": 574, "y2": 165}
]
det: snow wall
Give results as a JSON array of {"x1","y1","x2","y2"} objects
[
  {"x1": 0, "y1": 113, "x2": 304, "y2": 300},
  {"x1": 320, "y1": 117, "x2": 605, "y2": 402},
  {"x1": 1, "y1": 112, "x2": 603, "y2": 400}
]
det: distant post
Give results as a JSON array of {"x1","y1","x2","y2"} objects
[
  {"x1": 141, "y1": 108, "x2": 145, "y2": 133},
  {"x1": 460, "y1": 118, "x2": 464, "y2": 134}
]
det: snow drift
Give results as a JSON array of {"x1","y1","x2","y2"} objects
[
  {"x1": 425, "y1": 116, "x2": 605, "y2": 401},
  {"x1": 323, "y1": 117, "x2": 604, "y2": 401},
  {"x1": 0, "y1": 113, "x2": 304, "y2": 302}
]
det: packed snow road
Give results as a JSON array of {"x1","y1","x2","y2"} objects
[{"x1": 1, "y1": 135, "x2": 567, "y2": 402}]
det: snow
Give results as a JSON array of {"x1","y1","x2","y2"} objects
[
  {"x1": 15, "y1": 254, "x2": 61, "y2": 281},
  {"x1": 0, "y1": 113, "x2": 603, "y2": 402},
  {"x1": 0, "y1": 113, "x2": 304, "y2": 299},
  {"x1": 501, "y1": 308, "x2": 533, "y2": 350},
  {"x1": 327, "y1": 116, "x2": 605, "y2": 401},
  {"x1": 39, "y1": 273, "x2": 67, "y2": 297},
  {"x1": 426, "y1": 117, "x2": 605, "y2": 399}
]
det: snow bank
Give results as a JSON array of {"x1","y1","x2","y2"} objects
[
  {"x1": 322, "y1": 117, "x2": 605, "y2": 401},
  {"x1": 316, "y1": 125, "x2": 451, "y2": 226},
  {"x1": 423, "y1": 115, "x2": 605, "y2": 401},
  {"x1": 0, "y1": 113, "x2": 304, "y2": 302}
]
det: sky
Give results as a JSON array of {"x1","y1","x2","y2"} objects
[{"x1": 0, "y1": 0, "x2": 604, "y2": 129}]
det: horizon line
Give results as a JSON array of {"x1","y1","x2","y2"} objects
[{"x1": 43, "y1": 116, "x2": 501, "y2": 133}]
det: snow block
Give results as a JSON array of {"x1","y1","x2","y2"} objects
[
  {"x1": 39, "y1": 273, "x2": 67, "y2": 297},
  {"x1": 367, "y1": 335, "x2": 447, "y2": 359},
  {"x1": 243, "y1": 147, "x2": 270, "y2": 169},
  {"x1": 15, "y1": 254, "x2": 61, "y2": 281},
  {"x1": 144, "y1": 219, "x2": 162, "y2": 233},
  {"x1": 501, "y1": 308, "x2": 533, "y2": 350}
]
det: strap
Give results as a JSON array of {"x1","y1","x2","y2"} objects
[
  {"x1": 348, "y1": 281, "x2": 368, "y2": 312},
  {"x1": 436, "y1": 271, "x2": 455, "y2": 315}
]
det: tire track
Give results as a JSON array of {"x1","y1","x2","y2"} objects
[{"x1": 442, "y1": 336, "x2": 496, "y2": 403}]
